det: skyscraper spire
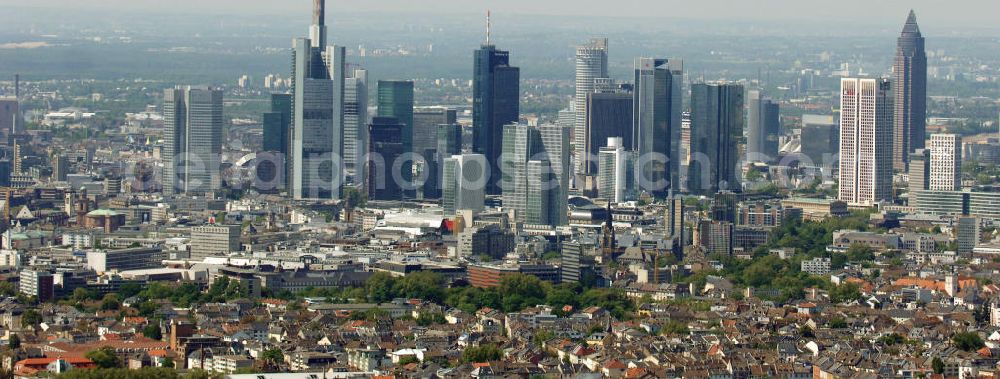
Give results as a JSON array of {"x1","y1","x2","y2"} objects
[
  {"x1": 313, "y1": 0, "x2": 325, "y2": 27},
  {"x1": 486, "y1": 10, "x2": 492, "y2": 46},
  {"x1": 893, "y1": 9, "x2": 926, "y2": 171},
  {"x1": 902, "y1": 9, "x2": 920, "y2": 34},
  {"x1": 310, "y1": 0, "x2": 327, "y2": 49}
]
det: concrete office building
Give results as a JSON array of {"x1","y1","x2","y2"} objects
[
  {"x1": 598, "y1": 137, "x2": 634, "y2": 203},
  {"x1": 957, "y1": 216, "x2": 980, "y2": 254},
  {"x1": 343, "y1": 69, "x2": 369, "y2": 183},
  {"x1": 20, "y1": 268, "x2": 54, "y2": 302},
  {"x1": 442, "y1": 154, "x2": 486, "y2": 215},
  {"x1": 413, "y1": 107, "x2": 457, "y2": 200},
  {"x1": 189, "y1": 225, "x2": 241, "y2": 260},
  {"x1": 51, "y1": 154, "x2": 68, "y2": 182},
  {"x1": 457, "y1": 224, "x2": 515, "y2": 259},
  {"x1": 573, "y1": 38, "x2": 609, "y2": 182},
  {"x1": 928, "y1": 134, "x2": 961, "y2": 191},
  {"x1": 909, "y1": 149, "x2": 930, "y2": 191},
  {"x1": 665, "y1": 195, "x2": 686, "y2": 253},
  {"x1": 746, "y1": 90, "x2": 781, "y2": 163},
  {"x1": 911, "y1": 190, "x2": 1000, "y2": 223},
  {"x1": 838, "y1": 78, "x2": 893, "y2": 206},
  {"x1": 163, "y1": 86, "x2": 223, "y2": 196},
  {"x1": 698, "y1": 220, "x2": 734, "y2": 256},
  {"x1": 561, "y1": 241, "x2": 594, "y2": 284},
  {"x1": 0, "y1": 98, "x2": 18, "y2": 139},
  {"x1": 413, "y1": 107, "x2": 457, "y2": 159},
  {"x1": 87, "y1": 247, "x2": 167, "y2": 273}
]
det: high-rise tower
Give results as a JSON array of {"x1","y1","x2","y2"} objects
[
  {"x1": 746, "y1": 90, "x2": 781, "y2": 163},
  {"x1": 633, "y1": 58, "x2": 683, "y2": 196},
  {"x1": 163, "y1": 86, "x2": 223, "y2": 196},
  {"x1": 343, "y1": 68, "x2": 369, "y2": 184},
  {"x1": 688, "y1": 83, "x2": 744, "y2": 195},
  {"x1": 501, "y1": 123, "x2": 569, "y2": 226},
  {"x1": 928, "y1": 134, "x2": 961, "y2": 191},
  {"x1": 291, "y1": 0, "x2": 346, "y2": 200},
  {"x1": 573, "y1": 38, "x2": 609, "y2": 182},
  {"x1": 473, "y1": 12, "x2": 520, "y2": 196},
  {"x1": 838, "y1": 78, "x2": 893, "y2": 206},
  {"x1": 893, "y1": 10, "x2": 927, "y2": 171}
]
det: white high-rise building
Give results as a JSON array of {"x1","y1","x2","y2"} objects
[
  {"x1": 573, "y1": 38, "x2": 608, "y2": 181},
  {"x1": 442, "y1": 154, "x2": 486, "y2": 215},
  {"x1": 343, "y1": 68, "x2": 369, "y2": 184},
  {"x1": 928, "y1": 133, "x2": 962, "y2": 191},
  {"x1": 598, "y1": 137, "x2": 632, "y2": 203},
  {"x1": 838, "y1": 78, "x2": 893, "y2": 206}
]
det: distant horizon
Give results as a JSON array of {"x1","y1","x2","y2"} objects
[{"x1": 2, "y1": 0, "x2": 999, "y2": 33}]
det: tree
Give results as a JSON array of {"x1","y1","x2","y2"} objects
[
  {"x1": 661, "y1": 320, "x2": 689, "y2": 336},
  {"x1": 877, "y1": 333, "x2": 905, "y2": 346},
  {"x1": 415, "y1": 312, "x2": 446, "y2": 326},
  {"x1": 100, "y1": 294, "x2": 121, "y2": 311},
  {"x1": 85, "y1": 346, "x2": 121, "y2": 368},
  {"x1": 828, "y1": 317, "x2": 848, "y2": 329},
  {"x1": 0, "y1": 282, "x2": 15, "y2": 297},
  {"x1": 72, "y1": 287, "x2": 98, "y2": 302},
  {"x1": 259, "y1": 348, "x2": 284, "y2": 369},
  {"x1": 398, "y1": 356, "x2": 420, "y2": 365},
  {"x1": 932, "y1": 357, "x2": 945, "y2": 375},
  {"x1": 343, "y1": 187, "x2": 367, "y2": 212},
  {"x1": 579, "y1": 288, "x2": 635, "y2": 319},
  {"x1": 830, "y1": 282, "x2": 861, "y2": 304},
  {"x1": 366, "y1": 272, "x2": 397, "y2": 303},
  {"x1": 142, "y1": 323, "x2": 162, "y2": 340},
  {"x1": 21, "y1": 309, "x2": 41, "y2": 328},
  {"x1": 461, "y1": 344, "x2": 503, "y2": 363},
  {"x1": 545, "y1": 286, "x2": 579, "y2": 314},
  {"x1": 118, "y1": 282, "x2": 144, "y2": 299},
  {"x1": 395, "y1": 271, "x2": 445, "y2": 303},
  {"x1": 845, "y1": 244, "x2": 875, "y2": 262},
  {"x1": 953, "y1": 332, "x2": 985, "y2": 352},
  {"x1": 8, "y1": 334, "x2": 20, "y2": 349}
]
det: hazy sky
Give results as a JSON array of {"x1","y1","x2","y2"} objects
[{"x1": 5, "y1": 0, "x2": 999, "y2": 29}]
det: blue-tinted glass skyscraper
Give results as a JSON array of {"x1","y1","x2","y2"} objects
[{"x1": 473, "y1": 25, "x2": 520, "y2": 196}]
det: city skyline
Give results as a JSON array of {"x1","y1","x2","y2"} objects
[{"x1": 3, "y1": 0, "x2": 1000, "y2": 377}]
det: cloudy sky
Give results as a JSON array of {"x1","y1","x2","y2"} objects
[{"x1": 4, "y1": 0, "x2": 998, "y2": 29}]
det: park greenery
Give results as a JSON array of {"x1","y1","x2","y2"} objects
[{"x1": 679, "y1": 210, "x2": 875, "y2": 303}]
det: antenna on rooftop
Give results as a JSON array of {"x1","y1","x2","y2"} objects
[{"x1": 486, "y1": 10, "x2": 492, "y2": 46}]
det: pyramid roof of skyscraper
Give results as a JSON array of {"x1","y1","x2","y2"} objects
[{"x1": 902, "y1": 10, "x2": 921, "y2": 35}]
